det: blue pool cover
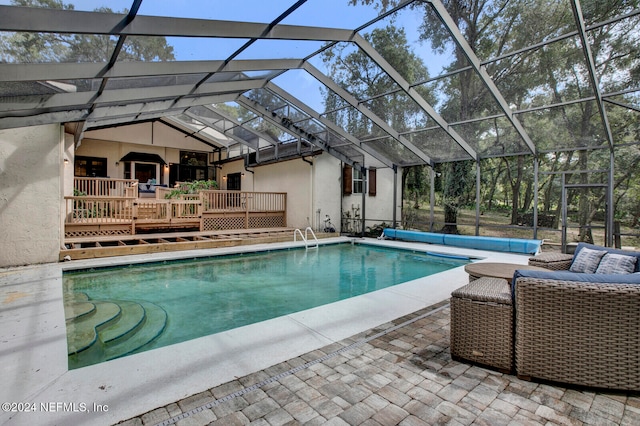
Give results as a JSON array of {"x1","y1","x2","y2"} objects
[{"x1": 382, "y1": 229, "x2": 542, "y2": 255}]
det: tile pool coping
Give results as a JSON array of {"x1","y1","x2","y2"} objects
[{"x1": 0, "y1": 236, "x2": 533, "y2": 426}]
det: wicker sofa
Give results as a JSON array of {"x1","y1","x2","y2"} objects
[{"x1": 513, "y1": 243, "x2": 640, "y2": 391}]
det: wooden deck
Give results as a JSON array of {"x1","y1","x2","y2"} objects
[
  {"x1": 61, "y1": 228, "x2": 338, "y2": 261},
  {"x1": 62, "y1": 178, "x2": 305, "y2": 260},
  {"x1": 65, "y1": 180, "x2": 287, "y2": 238}
]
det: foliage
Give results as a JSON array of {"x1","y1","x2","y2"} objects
[
  {"x1": 364, "y1": 222, "x2": 388, "y2": 238},
  {"x1": 348, "y1": 0, "x2": 640, "y2": 234},
  {"x1": 403, "y1": 165, "x2": 429, "y2": 209},
  {"x1": 0, "y1": 0, "x2": 175, "y2": 63},
  {"x1": 441, "y1": 160, "x2": 473, "y2": 233},
  {"x1": 164, "y1": 180, "x2": 218, "y2": 199},
  {"x1": 321, "y1": 25, "x2": 432, "y2": 141},
  {"x1": 242, "y1": 90, "x2": 290, "y2": 142}
]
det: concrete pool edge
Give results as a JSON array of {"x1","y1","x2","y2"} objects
[{"x1": 0, "y1": 237, "x2": 533, "y2": 426}]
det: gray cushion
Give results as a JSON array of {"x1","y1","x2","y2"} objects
[
  {"x1": 573, "y1": 242, "x2": 640, "y2": 272},
  {"x1": 569, "y1": 247, "x2": 607, "y2": 274},
  {"x1": 595, "y1": 253, "x2": 637, "y2": 274}
]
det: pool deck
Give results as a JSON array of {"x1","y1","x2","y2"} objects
[{"x1": 1, "y1": 237, "x2": 638, "y2": 425}]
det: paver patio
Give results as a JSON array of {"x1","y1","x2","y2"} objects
[{"x1": 119, "y1": 301, "x2": 640, "y2": 426}]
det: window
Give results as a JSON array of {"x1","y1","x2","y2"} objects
[
  {"x1": 180, "y1": 151, "x2": 207, "y2": 166},
  {"x1": 227, "y1": 172, "x2": 241, "y2": 191},
  {"x1": 343, "y1": 165, "x2": 376, "y2": 196},
  {"x1": 169, "y1": 151, "x2": 213, "y2": 186},
  {"x1": 353, "y1": 167, "x2": 365, "y2": 194},
  {"x1": 75, "y1": 156, "x2": 107, "y2": 177}
]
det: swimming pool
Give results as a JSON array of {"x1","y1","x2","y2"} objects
[{"x1": 63, "y1": 242, "x2": 468, "y2": 369}]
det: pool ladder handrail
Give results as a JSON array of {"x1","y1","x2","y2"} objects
[{"x1": 294, "y1": 227, "x2": 319, "y2": 249}]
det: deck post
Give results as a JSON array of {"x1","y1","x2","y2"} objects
[{"x1": 244, "y1": 192, "x2": 249, "y2": 229}]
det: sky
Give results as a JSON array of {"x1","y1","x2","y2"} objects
[{"x1": 1, "y1": 0, "x2": 452, "y2": 111}]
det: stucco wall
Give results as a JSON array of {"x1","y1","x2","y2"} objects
[
  {"x1": 313, "y1": 155, "x2": 342, "y2": 232},
  {"x1": 0, "y1": 124, "x2": 62, "y2": 267},
  {"x1": 81, "y1": 122, "x2": 215, "y2": 184},
  {"x1": 84, "y1": 122, "x2": 209, "y2": 151},
  {"x1": 76, "y1": 138, "x2": 174, "y2": 182},
  {"x1": 342, "y1": 162, "x2": 402, "y2": 230},
  {"x1": 253, "y1": 159, "x2": 313, "y2": 230},
  {"x1": 218, "y1": 153, "x2": 401, "y2": 233}
]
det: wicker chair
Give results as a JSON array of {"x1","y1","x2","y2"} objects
[{"x1": 514, "y1": 276, "x2": 640, "y2": 391}]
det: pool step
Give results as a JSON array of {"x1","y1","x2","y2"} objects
[
  {"x1": 65, "y1": 294, "x2": 167, "y2": 369},
  {"x1": 66, "y1": 301, "x2": 121, "y2": 354},
  {"x1": 104, "y1": 301, "x2": 167, "y2": 360},
  {"x1": 63, "y1": 292, "x2": 94, "y2": 321},
  {"x1": 100, "y1": 300, "x2": 146, "y2": 344}
]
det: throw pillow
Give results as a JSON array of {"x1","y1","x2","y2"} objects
[
  {"x1": 569, "y1": 247, "x2": 607, "y2": 274},
  {"x1": 595, "y1": 253, "x2": 637, "y2": 274}
]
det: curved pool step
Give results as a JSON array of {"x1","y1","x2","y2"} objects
[
  {"x1": 65, "y1": 296, "x2": 168, "y2": 369},
  {"x1": 104, "y1": 301, "x2": 167, "y2": 360},
  {"x1": 66, "y1": 301, "x2": 121, "y2": 354},
  {"x1": 63, "y1": 292, "x2": 94, "y2": 321},
  {"x1": 100, "y1": 300, "x2": 146, "y2": 344}
]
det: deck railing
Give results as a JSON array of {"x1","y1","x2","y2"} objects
[
  {"x1": 64, "y1": 197, "x2": 134, "y2": 223},
  {"x1": 65, "y1": 181, "x2": 287, "y2": 237},
  {"x1": 74, "y1": 177, "x2": 138, "y2": 197},
  {"x1": 133, "y1": 199, "x2": 202, "y2": 224},
  {"x1": 200, "y1": 191, "x2": 286, "y2": 212}
]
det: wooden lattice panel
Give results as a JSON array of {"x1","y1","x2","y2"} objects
[
  {"x1": 65, "y1": 226, "x2": 131, "y2": 239},
  {"x1": 249, "y1": 216, "x2": 285, "y2": 228},
  {"x1": 202, "y1": 216, "x2": 245, "y2": 231}
]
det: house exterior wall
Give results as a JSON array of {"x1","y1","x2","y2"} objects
[
  {"x1": 253, "y1": 159, "x2": 313, "y2": 230},
  {"x1": 342, "y1": 163, "x2": 401, "y2": 232},
  {"x1": 0, "y1": 122, "x2": 402, "y2": 268},
  {"x1": 217, "y1": 153, "x2": 401, "y2": 233},
  {"x1": 0, "y1": 124, "x2": 62, "y2": 267},
  {"x1": 81, "y1": 122, "x2": 214, "y2": 184},
  {"x1": 76, "y1": 138, "x2": 176, "y2": 183},
  {"x1": 313, "y1": 154, "x2": 342, "y2": 232},
  {"x1": 219, "y1": 158, "x2": 314, "y2": 230},
  {"x1": 84, "y1": 122, "x2": 208, "y2": 150}
]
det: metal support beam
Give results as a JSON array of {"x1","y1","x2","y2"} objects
[
  {"x1": 0, "y1": 80, "x2": 264, "y2": 117},
  {"x1": 533, "y1": 156, "x2": 539, "y2": 239},
  {"x1": 427, "y1": 0, "x2": 537, "y2": 155},
  {"x1": 430, "y1": 167, "x2": 436, "y2": 232},
  {"x1": 265, "y1": 82, "x2": 395, "y2": 168},
  {"x1": 608, "y1": 151, "x2": 615, "y2": 247},
  {"x1": 570, "y1": 0, "x2": 615, "y2": 246},
  {"x1": 237, "y1": 95, "x2": 360, "y2": 167},
  {"x1": 393, "y1": 164, "x2": 398, "y2": 229},
  {"x1": 0, "y1": 59, "x2": 305, "y2": 83},
  {"x1": 361, "y1": 165, "x2": 366, "y2": 238},
  {"x1": 561, "y1": 173, "x2": 568, "y2": 253},
  {"x1": 353, "y1": 33, "x2": 477, "y2": 161},
  {"x1": 303, "y1": 62, "x2": 434, "y2": 166},
  {"x1": 569, "y1": 0, "x2": 615, "y2": 150},
  {"x1": 475, "y1": 160, "x2": 481, "y2": 236},
  {"x1": 0, "y1": 5, "x2": 354, "y2": 41}
]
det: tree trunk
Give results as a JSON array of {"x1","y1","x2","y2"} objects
[{"x1": 441, "y1": 161, "x2": 471, "y2": 234}]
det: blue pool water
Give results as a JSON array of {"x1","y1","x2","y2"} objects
[{"x1": 63, "y1": 243, "x2": 468, "y2": 368}]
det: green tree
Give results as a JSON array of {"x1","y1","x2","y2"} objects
[
  {"x1": 321, "y1": 25, "x2": 432, "y2": 137},
  {"x1": 404, "y1": 165, "x2": 428, "y2": 209},
  {"x1": 0, "y1": 0, "x2": 174, "y2": 63}
]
